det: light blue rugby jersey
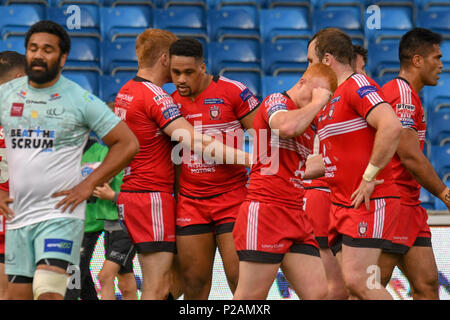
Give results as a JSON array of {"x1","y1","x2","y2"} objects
[{"x1": 0, "y1": 75, "x2": 121, "y2": 229}]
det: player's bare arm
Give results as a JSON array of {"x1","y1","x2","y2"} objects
[
  {"x1": 93, "y1": 183, "x2": 115, "y2": 201},
  {"x1": 53, "y1": 121, "x2": 139, "y2": 213},
  {"x1": 0, "y1": 189, "x2": 13, "y2": 221},
  {"x1": 397, "y1": 128, "x2": 450, "y2": 211},
  {"x1": 164, "y1": 117, "x2": 252, "y2": 168},
  {"x1": 304, "y1": 154, "x2": 325, "y2": 180},
  {"x1": 269, "y1": 88, "x2": 332, "y2": 139},
  {"x1": 351, "y1": 103, "x2": 402, "y2": 210}
]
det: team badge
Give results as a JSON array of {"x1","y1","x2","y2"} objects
[
  {"x1": 209, "y1": 105, "x2": 221, "y2": 120},
  {"x1": 49, "y1": 93, "x2": 61, "y2": 101},
  {"x1": 10, "y1": 103, "x2": 24, "y2": 117},
  {"x1": 358, "y1": 221, "x2": 369, "y2": 237},
  {"x1": 328, "y1": 105, "x2": 335, "y2": 120}
]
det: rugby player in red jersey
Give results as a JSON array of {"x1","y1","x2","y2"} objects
[
  {"x1": 0, "y1": 50, "x2": 26, "y2": 300},
  {"x1": 232, "y1": 63, "x2": 336, "y2": 300},
  {"x1": 306, "y1": 28, "x2": 403, "y2": 300},
  {"x1": 379, "y1": 28, "x2": 450, "y2": 300},
  {"x1": 114, "y1": 29, "x2": 250, "y2": 300},
  {"x1": 169, "y1": 38, "x2": 259, "y2": 299}
]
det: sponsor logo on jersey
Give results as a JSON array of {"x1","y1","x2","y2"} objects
[
  {"x1": 46, "y1": 107, "x2": 65, "y2": 119},
  {"x1": 10, "y1": 103, "x2": 24, "y2": 117},
  {"x1": 25, "y1": 99, "x2": 46, "y2": 105},
  {"x1": 358, "y1": 221, "x2": 368, "y2": 237},
  {"x1": 248, "y1": 96, "x2": 259, "y2": 110},
  {"x1": 396, "y1": 103, "x2": 415, "y2": 112},
  {"x1": 44, "y1": 239, "x2": 73, "y2": 254},
  {"x1": 31, "y1": 110, "x2": 38, "y2": 118},
  {"x1": 17, "y1": 91, "x2": 26, "y2": 99},
  {"x1": 49, "y1": 93, "x2": 61, "y2": 101},
  {"x1": 204, "y1": 98, "x2": 224, "y2": 105},
  {"x1": 10, "y1": 127, "x2": 55, "y2": 151},
  {"x1": 209, "y1": 105, "x2": 221, "y2": 120},
  {"x1": 115, "y1": 107, "x2": 127, "y2": 121},
  {"x1": 153, "y1": 93, "x2": 173, "y2": 105},
  {"x1": 328, "y1": 104, "x2": 335, "y2": 120},
  {"x1": 267, "y1": 104, "x2": 288, "y2": 119},
  {"x1": 330, "y1": 96, "x2": 341, "y2": 104},
  {"x1": 357, "y1": 85, "x2": 378, "y2": 98},
  {"x1": 162, "y1": 104, "x2": 181, "y2": 120},
  {"x1": 240, "y1": 88, "x2": 253, "y2": 102}
]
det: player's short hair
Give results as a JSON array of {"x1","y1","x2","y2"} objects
[
  {"x1": 304, "y1": 63, "x2": 338, "y2": 93},
  {"x1": 309, "y1": 28, "x2": 354, "y2": 65},
  {"x1": 136, "y1": 28, "x2": 178, "y2": 68},
  {"x1": 399, "y1": 27, "x2": 442, "y2": 67},
  {"x1": 25, "y1": 20, "x2": 71, "y2": 54},
  {"x1": 0, "y1": 50, "x2": 26, "y2": 79},
  {"x1": 169, "y1": 38, "x2": 204, "y2": 61},
  {"x1": 353, "y1": 44, "x2": 368, "y2": 64}
]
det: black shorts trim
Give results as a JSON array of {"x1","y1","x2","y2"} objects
[
  {"x1": 289, "y1": 244, "x2": 320, "y2": 257},
  {"x1": 215, "y1": 222, "x2": 235, "y2": 235},
  {"x1": 176, "y1": 223, "x2": 214, "y2": 235},
  {"x1": 178, "y1": 192, "x2": 225, "y2": 200},
  {"x1": 0, "y1": 254, "x2": 4, "y2": 264},
  {"x1": 413, "y1": 237, "x2": 432, "y2": 247},
  {"x1": 315, "y1": 236, "x2": 329, "y2": 249},
  {"x1": 304, "y1": 186, "x2": 330, "y2": 191},
  {"x1": 8, "y1": 275, "x2": 33, "y2": 283},
  {"x1": 382, "y1": 242, "x2": 409, "y2": 255},
  {"x1": 330, "y1": 235, "x2": 393, "y2": 255},
  {"x1": 237, "y1": 250, "x2": 284, "y2": 264},
  {"x1": 135, "y1": 241, "x2": 176, "y2": 254},
  {"x1": 36, "y1": 258, "x2": 71, "y2": 271}
]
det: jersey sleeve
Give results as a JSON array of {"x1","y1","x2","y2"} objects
[
  {"x1": 146, "y1": 91, "x2": 182, "y2": 129},
  {"x1": 348, "y1": 74, "x2": 387, "y2": 119},
  {"x1": 262, "y1": 93, "x2": 289, "y2": 128},
  {"x1": 226, "y1": 80, "x2": 260, "y2": 120},
  {"x1": 82, "y1": 91, "x2": 122, "y2": 139}
]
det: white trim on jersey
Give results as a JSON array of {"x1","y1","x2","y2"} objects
[
  {"x1": 372, "y1": 198, "x2": 386, "y2": 239},
  {"x1": 246, "y1": 201, "x2": 259, "y2": 250},
  {"x1": 196, "y1": 120, "x2": 243, "y2": 133},
  {"x1": 317, "y1": 117, "x2": 368, "y2": 141},
  {"x1": 396, "y1": 78, "x2": 412, "y2": 105},
  {"x1": 142, "y1": 81, "x2": 168, "y2": 97},
  {"x1": 219, "y1": 75, "x2": 247, "y2": 91},
  {"x1": 151, "y1": 192, "x2": 164, "y2": 242},
  {"x1": 352, "y1": 74, "x2": 384, "y2": 106},
  {"x1": 270, "y1": 135, "x2": 311, "y2": 159}
]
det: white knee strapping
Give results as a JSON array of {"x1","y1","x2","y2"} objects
[{"x1": 32, "y1": 269, "x2": 68, "y2": 300}]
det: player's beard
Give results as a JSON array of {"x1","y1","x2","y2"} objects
[
  {"x1": 26, "y1": 55, "x2": 62, "y2": 85},
  {"x1": 176, "y1": 85, "x2": 193, "y2": 97}
]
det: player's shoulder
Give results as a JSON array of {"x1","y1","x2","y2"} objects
[
  {"x1": 348, "y1": 73, "x2": 380, "y2": 88},
  {"x1": 217, "y1": 75, "x2": 249, "y2": 93},
  {"x1": 0, "y1": 76, "x2": 27, "y2": 96},
  {"x1": 61, "y1": 76, "x2": 106, "y2": 107}
]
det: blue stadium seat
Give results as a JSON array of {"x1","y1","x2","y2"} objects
[
  {"x1": 313, "y1": 6, "x2": 364, "y2": 44},
  {"x1": 64, "y1": 37, "x2": 101, "y2": 73},
  {"x1": 162, "y1": 82, "x2": 176, "y2": 94},
  {"x1": 0, "y1": 36, "x2": 25, "y2": 54},
  {"x1": 47, "y1": 5, "x2": 100, "y2": 39},
  {"x1": 0, "y1": 4, "x2": 45, "y2": 39},
  {"x1": 267, "y1": 0, "x2": 311, "y2": 9},
  {"x1": 101, "y1": 6, "x2": 152, "y2": 42},
  {"x1": 312, "y1": 0, "x2": 363, "y2": 9},
  {"x1": 221, "y1": 70, "x2": 261, "y2": 99},
  {"x1": 261, "y1": 74, "x2": 299, "y2": 97},
  {"x1": 50, "y1": 0, "x2": 101, "y2": 6},
  {"x1": 262, "y1": 39, "x2": 308, "y2": 76},
  {"x1": 373, "y1": 71, "x2": 399, "y2": 87},
  {"x1": 103, "y1": 0, "x2": 155, "y2": 7},
  {"x1": 366, "y1": 40, "x2": 400, "y2": 78},
  {"x1": 153, "y1": 6, "x2": 208, "y2": 42},
  {"x1": 416, "y1": 0, "x2": 450, "y2": 10},
  {"x1": 207, "y1": 0, "x2": 261, "y2": 9},
  {"x1": 101, "y1": 41, "x2": 137, "y2": 75},
  {"x1": 427, "y1": 111, "x2": 450, "y2": 146},
  {"x1": 157, "y1": 0, "x2": 205, "y2": 8},
  {"x1": 419, "y1": 187, "x2": 435, "y2": 210},
  {"x1": 207, "y1": 7, "x2": 259, "y2": 42},
  {"x1": 99, "y1": 73, "x2": 134, "y2": 102},
  {"x1": 417, "y1": 9, "x2": 450, "y2": 38},
  {"x1": 208, "y1": 40, "x2": 261, "y2": 75},
  {"x1": 430, "y1": 144, "x2": 450, "y2": 181},
  {"x1": 364, "y1": 5, "x2": 414, "y2": 44},
  {"x1": 259, "y1": 8, "x2": 311, "y2": 43},
  {"x1": 422, "y1": 72, "x2": 450, "y2": 113},
  {"x1": 63, "y1": 70, "x2": 100, "y2": 95},
  {"x1": 3, "y1": 0, "x2": 48, "y2": 6},
  {"x1": 441, "y1": 40, "x2": 450, "y2": 71}
]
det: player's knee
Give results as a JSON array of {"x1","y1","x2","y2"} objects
[
  {"x1": 33, "y1": 269, "x2": 68, "y2": 300},
  {"x1": 342, "y1": 272, "x2": 368, "y2": 298},
  {"x1": 327, "y1": 283, "x2": 349, "y2": 300},
  {"x1": 98, "y1": 269, "x2": 115, "y2": 286},
  {"x1": 118, "y1": 277, "x2": 137, "y2": 296},
  {"x1": 412, "y1": 276, "x2": 439, "y2": 299}
]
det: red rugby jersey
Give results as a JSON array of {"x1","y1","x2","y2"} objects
[
  {"x1": 114, "y1": 76, "x2": 182, "y2": 193},
  {"x1": 171, "y1": 75, "x2": 259, "y2": 198},
  {"x1": 316, "y1": 73, "x2": 399, "y2": 206},
  {"x1": 0, "y1": 127, "x2": 9, "y2": 193},
  {"x1": 246, "y1": 92, "x2": 314, "y2": 209},
  {"x1": 382, "y1": 77, "x2": 426, "y2": 205}
]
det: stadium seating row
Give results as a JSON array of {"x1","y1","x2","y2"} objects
[
  {"x1": 1, "y1": 3, "x2": 450, "y2": 44},
  {"x1": 2, "y1": 0, "x2": 450, "y2": 11}
]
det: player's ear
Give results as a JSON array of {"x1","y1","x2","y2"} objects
[
  {"x1": 59, "y1": 52, "x2": 68, "y2": 68},
  {"x1": 322, "y1": 53, "x2": 332, "y2": 66},
  {"x1": 412, "y1": 54, "x2": 423, "y2": 68},
  {"x1": 161, "y1": 52, "x2": 170, "y2": 68}
]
